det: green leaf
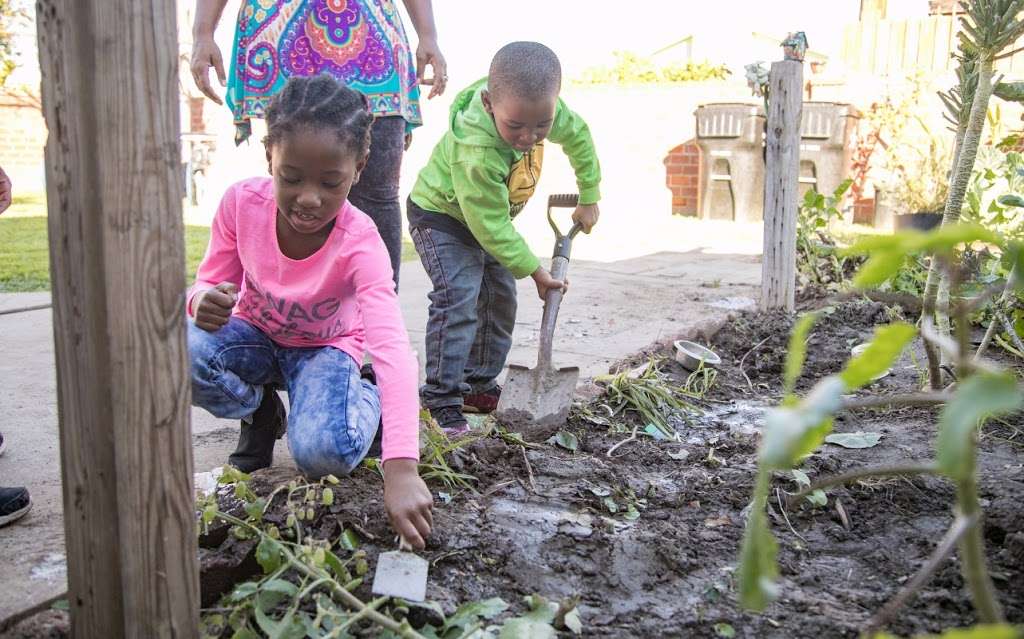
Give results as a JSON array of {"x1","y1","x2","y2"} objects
[
  {"x1": 256, "y1": 579, "x2": 297, "y2": 614},
  {"x1": 840, "y1": 323, "x2": 916, "y2": 390},
  {"x1": 807, "y1": 489, "x2": 828, "y2": 507},
  {"x1": 338, "y1": 528, "x2": 360, "y2": 551},
  {"x1": 253, "y1": 606, "x2": 305, "y2": 639},
  {"x1": 229, "y1": 581, "x2": 259, "y2": 602},
  {"x1": 499, "y1": 596, "x2": 558, "y2": 639},
  {"x1": 849, "y1": 225, "x2": 1000, "y2": 288},
  {"x1": 791, "y1": 469, "x2": 811, "y2": 488},
  {"x1": 1000, "y1": 194, "x2": 1024, "y2": 208},
  {"x1": 738, "y1": 472, "x2": 779, "y2": 611},
  {"x1": 643, "y1": 423, "x2": 668, "y2": 440},
  {"x1": 995, "y1": 80, "x2": 1024, "y2": 102},
  {"x1": 759, "y1": 376, "x2": 844, "y2": 469},
  {"x1": 784, "y1": 312, "x2": 820, "y2": 397},
  {"x1": 229, "y1": 629, "x2": 260, "y2": 639},
  {"x1": 499, "y1": 619, "x2": 557, "y2": 639},
  {"x1": 255, "y1": 536, "x2": 283, "y2": 574},
  {"x1": 825, "y1": 431, "x2": 883, "y2": 448},
  {"x1": 853, "y1": 250, "x2": 908, "y2": 288},
  {"x1": 552, "y1": 431, "x2": 579, "y2": 452},
  {"x1": 444, "y1": 598, "x2": 509, "y2": 632},
  {"x1": 563, "y1": 607, "x2": 583, "y2": 635},
  {"x1": 937, "y1": 374, "x2": 1023, "y2": 482},
  {"x1": 714, "y1": 623, "x2": 737, "y2": 638}
]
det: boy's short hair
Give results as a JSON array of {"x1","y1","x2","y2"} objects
[{"x1": 488, "y1": 41, "x2": 562, "y2": 102}]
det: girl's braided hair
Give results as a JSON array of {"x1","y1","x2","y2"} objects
[{"x1": 264, "y1": 74, "x2": 374, "y2": 155}]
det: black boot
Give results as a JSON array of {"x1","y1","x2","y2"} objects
[
  {"x1": 360, "y1": 364, "x2": 383, "y2": 459},
  {"x1": 228, "y1": 387, "x2": 287, "y2": 473}
]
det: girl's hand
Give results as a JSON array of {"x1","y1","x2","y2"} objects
[
  {"x1": 530, "y1": 266, "x2": 567, "y2": 301},
  {"x1": 193, "y1": 282, "x2": 238, "y2": 331},
  {"x1": 571, "y1": 203, "x2": 600, "y2": 234},
  {"x1": 191, "y1": 35, "x2": 227, "y2": 105},
  {"x1": 383, "y1": 458, "x2": 433, "y2": 549}
]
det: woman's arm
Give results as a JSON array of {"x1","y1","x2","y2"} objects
[
  {"x1": 400, "y1": 0, "x2": 448, "y2": 99},
  {"x1": 190, "y1": 0, "x2": 230, "y2": 104}
]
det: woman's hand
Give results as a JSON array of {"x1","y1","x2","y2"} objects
[
  {"x1": 415, "y1": 37, "x2": 448, "y2": 99},
  {"x1": 193, "y1": 282, "x2": 237, "y2": 331},
  {"x1": 191, "y1": 35, "x2": 227, "y2": 105},
  {"x1": 383, "y1": 458, "x2": 433, "y2": 549}
]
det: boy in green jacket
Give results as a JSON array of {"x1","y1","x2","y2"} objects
[{"x1": 408, "y1": 41, "x2": 601, "y2": 434}]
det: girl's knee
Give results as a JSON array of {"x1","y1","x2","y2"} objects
[{"x1": 288, "y1": 421, "x2": 360, "y2": 479}]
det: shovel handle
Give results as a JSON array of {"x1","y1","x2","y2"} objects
[{"x1": 537, "y1": 254, "x2": 571, "y2": 369}]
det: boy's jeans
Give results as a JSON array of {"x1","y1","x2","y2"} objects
[
  {"x1": 188, "y1": 318, "x2": 380, "y2": 478},
  {"x1": 411, "y1": 225, "x2": 518, "y2": 409}
]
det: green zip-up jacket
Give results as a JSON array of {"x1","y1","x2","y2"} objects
[{"x1": 409, "y1": 78, "x2": 601, "y2": 278}]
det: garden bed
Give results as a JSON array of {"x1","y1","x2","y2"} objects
[{"x1": 5, "y1": 299, "x2": 1022, "y2": 638}]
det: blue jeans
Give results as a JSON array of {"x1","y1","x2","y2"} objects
[
  {"x1": 411, "y1": 225, "x2": 518, "y2": 409},
  {"x1": 188, "y1": 318, "x2": 380, "y2": 478}
]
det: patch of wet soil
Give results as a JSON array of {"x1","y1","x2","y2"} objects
[{"x1": 6, "y1": 299, "x2": 1022, "y2": 638}]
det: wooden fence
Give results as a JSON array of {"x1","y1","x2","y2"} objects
[{"x1": 841, "y1": 15, "x2": 1024, "y2": 77}]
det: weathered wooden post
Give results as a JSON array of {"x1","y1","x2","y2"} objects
[
  {"x1": 36, "y1": 1, "x2": 200, "y2": 637},
  {"x1": 760, "y1": 34, "x2": 806, "y2": 311}
]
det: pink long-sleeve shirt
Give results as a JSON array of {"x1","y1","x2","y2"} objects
[{"x1": 188, "y1": 177, "x2": 419, "y2": 461}]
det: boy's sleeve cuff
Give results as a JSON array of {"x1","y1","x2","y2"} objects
[
  {"x1": 510, "y1": 254, "x2": 542, "y2": 279},
  {"x1": 578, "y1": 184, "x2": 601, "y2": 205}
]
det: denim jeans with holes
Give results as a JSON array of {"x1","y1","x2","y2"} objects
[
  {"x1": 188, "y1": 317, "x2": 380, "y2": 478},
  {"x1": 411, "y1": 225, "x2": 518, "y2": 409}
]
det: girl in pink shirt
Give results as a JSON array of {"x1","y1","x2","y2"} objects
[{"x1": 188, "y1": 75, "x2": 432, "y2": 548}]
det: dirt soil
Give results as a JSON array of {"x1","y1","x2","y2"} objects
[{"x1": 5, "y1": 299, "x2": 1023, "y2": 639}]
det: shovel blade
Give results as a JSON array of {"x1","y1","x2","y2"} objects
[
  {"x1": 495, "y1": 363, "x2": 580, "y2": 441},
  {"x1": 371, "y1": 550, "x2": 428, "y2": 602}
]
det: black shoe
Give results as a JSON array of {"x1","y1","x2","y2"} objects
[
  {"x1": 429, "y1": 405, "x2": 470, "y2": 436},
  {"x1": 228, "y1": 387, "x2": 287, "y2": 473},
  {"x1": 0, "y1": 487, "x2": 31, "y2": 527},
  {"x1": 361, "y1": 364, "x2": 383, "y2": 458}
]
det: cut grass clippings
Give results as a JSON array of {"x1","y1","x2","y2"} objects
[{"x1": 0, "y1": 215, "x2": 420, "y2": 293}]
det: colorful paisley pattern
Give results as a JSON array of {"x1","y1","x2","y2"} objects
[{"x1": 226, "y1": 0, "x2": 421, "y2": 144}]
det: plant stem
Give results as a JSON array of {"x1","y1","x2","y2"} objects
[
  {"x1": 864, "y1": 515, "x2": 974, "y2": 633},
  {"x1": 921, "y1": 55, "x2": 995, "y2": 389},
  {"x1": 975, "y1": 263, "x2": 1019, "y2": 360},
  {"x1": 839, "y1": 393, "x2": 949, "y2": 410},
  {"x1": 957, "y1": 471, "x2": 1005, "y2": 623},
  {"x1": 216, "y1": 511, "x2": 427, "y2": 639},
  {"x1": 787, "y1": 463, "x2": 940, "y2": 507}
]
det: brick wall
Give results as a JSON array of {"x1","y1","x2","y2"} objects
[
  {"x1": 0, "y1": 92, "x2": 47, "y2": 192},
  {"x1": 663, "y1": 140, "x2": 701, "y2": 216}
]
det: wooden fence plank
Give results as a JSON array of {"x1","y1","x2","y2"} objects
[
  {"x1": 761, "y1": 60, "x2": 803, "y2": 312},
  {"x1": 35, "y1": 1, "x2": 200, "y2": 637}
]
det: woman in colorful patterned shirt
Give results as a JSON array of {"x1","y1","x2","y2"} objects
[{"x1": 190, "y1": 0, "x2": 448, "y2": 287}]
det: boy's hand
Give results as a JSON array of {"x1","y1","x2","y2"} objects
[
  {"x1": 0, "y1": 166, "x2": 11, "y2": 215},
  {"x1": 531, "y1": 266, "x2": 568, "y2": 301},
  {"x1": 571, "y1": 203, "x2": 600, "y2": 234},
  {"x1": 383, "y1": 458, "x2": 433, "y2": 549},
  {"x1": 193, "y1": 282, "x2": 238, "y2": 332}
]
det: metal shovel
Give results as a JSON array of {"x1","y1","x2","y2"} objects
[
  {"x1": 371, "y1": 537, "x2": 428, "y2": 602},
  {"x1": 496, "y1": 194, "x2": 583, "y2": 441}
]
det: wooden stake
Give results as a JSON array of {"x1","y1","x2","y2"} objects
[
  {"x1": 761, "y1": 59, "x2": 803, "y2": 311},
  {"x1": 36, "y1": 2, "x2": 199, "y2": 636}
]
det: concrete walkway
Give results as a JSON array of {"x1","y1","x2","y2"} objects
[{"x1": 0, "y1": 250, "x2": 760, "y2": 620}]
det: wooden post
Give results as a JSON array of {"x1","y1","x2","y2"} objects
[
  {"x1": 36, "y1": 2, "x2": 199, "y2": 637},
  {"x1": 760, "y1": 59, "x2": 804, "y2": 311}
]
